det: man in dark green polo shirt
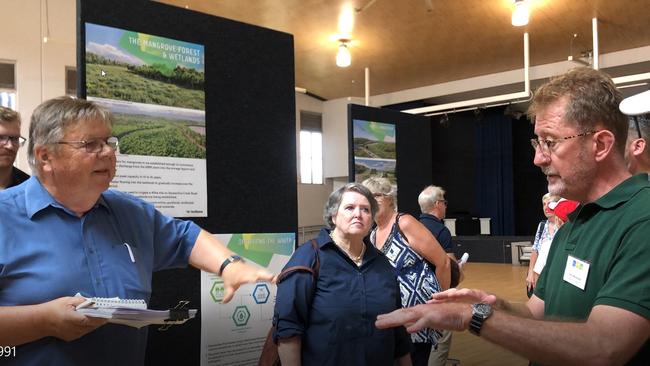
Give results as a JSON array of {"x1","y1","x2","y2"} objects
[{"x1": 375, "y1": 67, "x2": 649, "y2": 365}]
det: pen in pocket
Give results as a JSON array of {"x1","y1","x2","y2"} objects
[{"x1": 123, "y1": 242, "x2": 135, "y2": 263}]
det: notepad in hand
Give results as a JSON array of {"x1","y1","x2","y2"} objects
[{"x1": 75, "y1": 296, "x2": 197, "y2": 329}]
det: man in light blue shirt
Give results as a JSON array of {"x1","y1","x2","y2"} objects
[{"x1": 0, "y1": 97, "x2": 275, "y2": 365}]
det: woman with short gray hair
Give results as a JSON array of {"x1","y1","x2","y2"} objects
[{"x1": 274, "y1": 182, "x2": 412, "y2": 365}]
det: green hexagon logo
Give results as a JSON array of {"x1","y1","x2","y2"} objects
[
  {"x1": 232, "y1": 306, "x2": 250, "y2": 327},
  {"x1": 210, "y1": 280, "x2": 225, "y2": 303}
]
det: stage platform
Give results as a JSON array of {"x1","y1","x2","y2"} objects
[{"x1": 451, "y1": 236, "x2": 533, "y2": 265}]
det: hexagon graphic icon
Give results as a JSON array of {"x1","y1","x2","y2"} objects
[
  {"x1": 232, "y1": 306, "x2": 251, "y2": 327},
  {"x1": 253, "y1": 284, "x2": 270, "y2": 304},
  {"x1": 210, "y1": 281, "x2": 225, "y2": 303}
]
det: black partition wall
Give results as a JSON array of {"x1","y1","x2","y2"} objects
[
  {"x1": 78, "y1": 1, "x2": 297, "y2": 364},
  {"x1": 348, "y1": 104, "x2": 432, "y2": 217}
]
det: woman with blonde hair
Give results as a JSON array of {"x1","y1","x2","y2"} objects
[
  {"x1": 362, "y1": 177, "x2": 451, "y2": 366},
  {"x1": 526, "y1": 193, "x2": 559, "y2": 297}
]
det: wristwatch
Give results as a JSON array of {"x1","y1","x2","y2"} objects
[
  {"x1": 219, "y1": 255, "x2": 243, "y2": 276},
  {"x1": 468, "y1": 303, "x2": 493, "y2": 336}
]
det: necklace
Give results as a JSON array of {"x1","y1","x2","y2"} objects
[{"x1": 329, "y1": 231, "x2": 365, "y2": 265}]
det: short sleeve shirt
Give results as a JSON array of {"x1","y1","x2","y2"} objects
[
  {"x1": 535, "y1": 174, "x2": 650, "y2": 365},
  {"x1": 0, "y1": 176, "x2": 201, "y2": 365}
]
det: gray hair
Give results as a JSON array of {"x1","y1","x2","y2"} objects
[
  {"x1": 528, "y1": 67, "x2": 627, "y2": 154},
  {"x1": 323, "y1": 183, "x2": 378, "y2": 229},
  {"x1": 418, "y1": 185, "x2": 445, "y2": 213},
  {"x1": 0, "y1": 106, "x2": 20, "y2": 125},
  {"x1": 28, "y1": 97, "x2": 113, "y2": 174},
  {"x1": 361, "y1": 177, "x2": 397, "y2": 208}
]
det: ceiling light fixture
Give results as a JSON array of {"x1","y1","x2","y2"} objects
[
  {"x1": 336, "y1": 39, "x2": 351, "y2": 68},
  {"x1": 511, "y1": 0, "x2": 529, "y2": 27}
]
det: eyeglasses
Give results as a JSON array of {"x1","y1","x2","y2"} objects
[
  {"x1": 437, "y1": 199, "x2": 448, "y2": 206},
  {"x1": 0, "y1": 135, "x2": 26, "y2": 147},
  {"x1": 530, "y1": 130, "x2": 599, "y2": 156},
  {"x1": 57, "y1": 136, "x2": 119, "y2": 153}
]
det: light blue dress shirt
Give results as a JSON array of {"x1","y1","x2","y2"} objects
[{"x1": 0, "y1": 177, "x2": 201, "y2": 365}]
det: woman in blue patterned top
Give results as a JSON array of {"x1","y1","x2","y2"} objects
[{"x1": 362, "y1": 177, "x2": 451, "y2": 366}]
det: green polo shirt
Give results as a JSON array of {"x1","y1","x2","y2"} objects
[{"x1": 535, "y1": 174, "x2": 650, "y2": 364}]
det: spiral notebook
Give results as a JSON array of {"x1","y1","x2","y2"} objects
[
  {"x1": 76, "y1": 296, "x2": 147, "y2": 310},
  {"x1": 75, "y1": 295, "x2": 196, "y2": 329}
]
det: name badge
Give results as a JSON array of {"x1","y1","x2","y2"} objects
[{"x1": 563, "y1": 255, "x2": 590, "y2": 290}]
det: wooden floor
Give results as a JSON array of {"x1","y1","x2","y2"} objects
[{"x1": 446, "y1": 263, "x2": 530, "y2": 366}]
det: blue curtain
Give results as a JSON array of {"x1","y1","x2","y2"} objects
[{"x1": 474, "y1": 109, "x2": 515, "y2": 235}]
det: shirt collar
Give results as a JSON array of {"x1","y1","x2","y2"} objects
[
  {"x1": 24, "y1": 176, "x2": 110, "y2": 218},
  {"x1": 419, "y1": 213, "x2": 442, "y2": 222},
  {"x1": 316, "y1": 227, "x2": 380, "y2": 260},
  {"x1": 574, "y1": 173, "x2": 650, "y2": 219}
]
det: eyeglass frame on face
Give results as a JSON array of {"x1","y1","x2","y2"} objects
[
  {"x1": 530, "y1": 130, "x2": 600, "y2": 156},
  {"x1": 0, "y1": 135, "x2": 26, "y2": 148},
  {"x1": 437, "y1": 199, "x2": 448, "y2": 206},
  {"x1": 56, "y1": 136, "x2": 119, "y2": 153}
]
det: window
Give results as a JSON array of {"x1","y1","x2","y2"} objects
[
  {"x1": 65, "y1": 66, "x2": 77, "y2": 96},
  {"x1": 0, "y1": 61, "x2": 16, "y2": 109},
  {"x1": 299, "y1": 111, "x2": 323, "y2": 184}
]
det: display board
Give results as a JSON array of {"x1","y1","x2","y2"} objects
[
  {"x1": 78, "y1": 1, "x2": 297, "y2": 365},
  {"x1": 85, "y1": 22, "x2": 208, "y2": 217},
  {"x1": 348, "y1": 104, "x2": 432, "y2": 217},
  {"x1": 201, "y1": 233, "x2": 294, "y2": 365}
]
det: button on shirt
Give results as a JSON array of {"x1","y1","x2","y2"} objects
[
  {"x1": 273, "y1": 228, "x2": 411, "y2": 365},
  {"x1": 0, "y1": 177, "x2": 201, "y2": 366}
]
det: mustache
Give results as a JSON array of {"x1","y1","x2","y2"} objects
[{"x1": 541, "y1": 167, "x2": 555, "y2": 175}]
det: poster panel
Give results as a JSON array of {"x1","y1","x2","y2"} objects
[
  {"x1": 352, "y1": 119, "x2": 397, "y2": 189},
  {"x1": 201, "y1": 233, "x2": 295, "y2": 366},
  {"x1": 85, "y1": 22, "x2": 207, "y2": 217}
]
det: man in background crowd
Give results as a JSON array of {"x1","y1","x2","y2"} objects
[
  {"x1": 376, "y1": 67, "x2": 650, "y2": 365},
  {"x1": 418, "y1": 185, "x2": 455, "y2": 366},
  {"x1": 0, "y1": 106, "x2": 29, "y2": 189},
  {"x1": 418, "y1": 185, "x2": 453, "y2": 253},
  {"x1": 620, "y1": 89, "x2": 650, "y2": 175}
]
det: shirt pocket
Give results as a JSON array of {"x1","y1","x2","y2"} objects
[{"x1": 109, "y1": 243, "x2": 151, "y2": 300}]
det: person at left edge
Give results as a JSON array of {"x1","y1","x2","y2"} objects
[
  {"x1": 0, "y1": 97, "x2": 275, "y2": 366},
  {"x1": 274, "y1": 183, "x2": 412, "y2": 365},
  {"x1": 0, "y1": 106, "x2": 29, "y2": 189}
]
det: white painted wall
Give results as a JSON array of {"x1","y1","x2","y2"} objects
[
  {"x1": 295, "y1": 91, "x2": 331, "y2": 227},
  {"x1": 322, "y1": 96, "x2": 364, "y2": 178},
  {"x1": 370, "y1": 45, "x2": 650, "y2": 108},
  {"x1": 0, "y1": 0, "x2": 76, "y2": 173}
]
